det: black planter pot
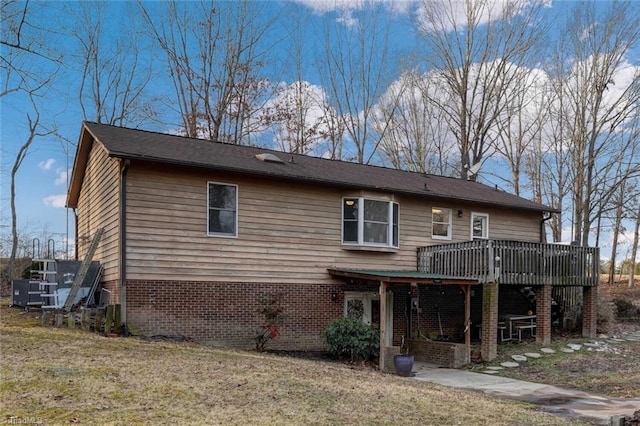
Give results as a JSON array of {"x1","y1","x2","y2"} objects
[{"x1": 393, "y1": 354, "x2": 414, "y2": 377}]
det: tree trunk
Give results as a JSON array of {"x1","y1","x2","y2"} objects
[{"x1": 630, "y1": 203, "x2": 640, "y2": 288}]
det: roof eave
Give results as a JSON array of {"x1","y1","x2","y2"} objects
[{"x1": 66, "y1": 123, "x2": 94, "y2": 208}]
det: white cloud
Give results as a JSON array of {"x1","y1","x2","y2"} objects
[
  {"x1": 336, "y1": 9, "x2": 358, "y2": 27},
  {"x1": 293, "y1": 0, "x2": 412, "y2": 14},
  {"x1": 292, "y1": 0, "x2": 412, "y2": 25},
  {"x1": 54, "y1": 169, "x2": 70, "y2": 186},
  {"x1": 38, "y1": 158, "x2": 56, "y2": 171},
  {"x1": 43, "y1": 194, "x2": 66, "y2": 208},
  {"x1": 417, "y1": 0, "x2": 549, "y2": 33}
]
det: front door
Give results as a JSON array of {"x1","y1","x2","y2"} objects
[{"x1": 344, "y1": 291, "x2": 393, "y2": 346}]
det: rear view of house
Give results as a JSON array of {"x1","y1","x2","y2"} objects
[{"x1": 67, "y1": 122, "x2": 598, "y2": 369}]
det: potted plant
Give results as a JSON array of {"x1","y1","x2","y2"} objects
[{"x1": 393, "y1": 335, "x2": 414, "y2": 377}]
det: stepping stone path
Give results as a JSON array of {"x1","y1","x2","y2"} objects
[{"x1": 481, "y1": 328, "x2": 640, "y2": 375}]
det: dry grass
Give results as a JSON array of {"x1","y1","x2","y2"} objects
[{"x1": 0, "y1": 302, "x2": 576, "y2": 426}]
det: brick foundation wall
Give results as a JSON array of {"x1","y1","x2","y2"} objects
[
  {"x1": 408, "y1": 339, "x2": 468, "y2": 368},
  {"x1": 126, "y1": 280, "x2": 343, "y2": 350}
]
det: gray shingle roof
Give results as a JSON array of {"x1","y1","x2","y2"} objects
[{"x1": 78, "y1": 121, "x2": 558, "y2": 213}]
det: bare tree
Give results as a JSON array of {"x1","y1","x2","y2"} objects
[
  {"x1": 319, "y1": 2, "x2": 400, "y2": 164},
  {"x1": 1, "y1": 0, "x2": 59, "y2": 98},
  {"x1": 376, "y1": 70, "x2": 457, "y2": 174},
  {"x1": 1, "y1": 1, "x2": 59, "y2": 286},
  {"x1": 554, "y1": 1, "x2": 640, "y2": 246},
  {"x1": 493, "y1": 68, "x2": 549, "y2": 197},
  {"x1": 416, "y1": 0, "x2": 548, "y2": 179},
  {"x1": 139, "y1": 0, "x2": 276, "y2": 143},
  {"x1": 259, "y1": 81, "x2": 330, "y2": 154},
  {"x1": 630, "y1": 200, "x2": 640, "y2": 288},
  {"x1": 256, "y1": 6, "x2": 331, "y2": 155},
  {"x1": 69, "y1": 2, "x2": 155, "y2": 127},
  {"x1": 5, "y1": 96, "x2": 55, "y2": 283}
]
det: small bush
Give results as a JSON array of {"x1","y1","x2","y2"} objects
[
  {"x1": 255, "y1": 293, "x2": 286, "y2": 352},
  {"x1": 613, "y1": 297, "x2": 640, "y2": 319},
  {"x1": 323, "y1": 317, "x2": 379, "y2": 362}
]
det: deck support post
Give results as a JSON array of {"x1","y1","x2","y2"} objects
[
  {"x1": 582, "y1": 286, "x2": 598, "y2": 338},
  {"x1": 536, "y1": 284, "x2": 552, "y2": 345},
  {"x1": 379, "y1": 280, "x2": 388, "y2": 372},
  {"x1": 481, "y1": 281, "x2": 499, "y2": 361},
  {"x1": 460, "y1": 284, "x2": 471, "y2": 365}
]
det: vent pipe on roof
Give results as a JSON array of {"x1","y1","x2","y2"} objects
[{"x1": 255, "y1": 153, "x2": 284, "y2": 164}]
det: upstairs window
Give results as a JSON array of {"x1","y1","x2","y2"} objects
[
  {"x1": 471, "y1": 212, "x2": 489, "y2": 239},
  {"x1": 432, "y1": 207, "x2": 452, "y2": 240},
  {"x1": 208, "y1": 182, "x2": 237, "y2": 237},
  {"x1": 343, "y1": 198, "x2": 399, "y2": 248}
]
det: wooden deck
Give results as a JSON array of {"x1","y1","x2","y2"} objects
[{"x1": 417, "y1": 240, "x2": 599, "y2": 286}]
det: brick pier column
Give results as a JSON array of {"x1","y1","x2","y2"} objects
[
  {"x1": 536, "y1": 284, "x2": 552, "y2": 345},
  {"x1": 582, "y1": 286, "x2": 598, "y2": 338},
  {"x1": 481, "y1": 281, "x2": 499, "y2": 361}
]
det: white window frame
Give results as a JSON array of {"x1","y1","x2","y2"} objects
[
  {"x1": 207, "y1": 181, "x2": 238, "y2": 238},
  {"x1": 342, "y1": 197, "x2": 399, "y2": 249},
  {"x1": 471, "y1": 212, "x2": 489, "y2": 240},
  {"x1": 431, "y1": 207, "x2": 452, "y2": 240}
]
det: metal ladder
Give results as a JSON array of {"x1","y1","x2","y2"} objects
[
  {"x1": 63, "y1": 228, "x2": 104, "y2": 311},
  {"x1": 31, "y1": 258, "x2": 57, "y2": 307},
  {"x1": 30, "y1": 238, "x2": 58, "y2": 308}
]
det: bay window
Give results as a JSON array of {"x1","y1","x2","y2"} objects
[{"x1": 342, "y1": 198, "x2": 399, "y2": 248}]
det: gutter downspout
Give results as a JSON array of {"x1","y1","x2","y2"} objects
[
  {"x1": 120, "y1": 159, "x2": 130, "y2": 325},
  {"x1": 73, "y1": 209, "x2": 79, "y2": 261},
  {"x1": 541, "y1": 213, "x2": 554, "y2": 243}
]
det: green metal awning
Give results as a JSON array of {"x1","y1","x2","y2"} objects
[{"x1": 327, "y1": 268, "x2": 480, "y2": 285}]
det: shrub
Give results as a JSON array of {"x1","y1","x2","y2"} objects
[
  {"x1": 255, "y1": 293, "x2": 286, "y2": 352},
  {"x1": 323, "y1": 317, "x2": 379, "y2": 362},
  {"x1": 613, "y1": 297, "x2": 640, "y2": 319}
]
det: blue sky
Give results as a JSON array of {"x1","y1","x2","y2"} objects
[{"x1": 1, "y1": 0, "x2": 638, "y2": 263}]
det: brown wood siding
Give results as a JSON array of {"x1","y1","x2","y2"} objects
[
  {"x1": 434, "y1": 205, "x2": 541, "y2": 243},
  {"x1": 124, "y1": 163, "x2": 543, "y2": 284},
  {"x1": 76, "y1": 140, "x2": 120, "y2": 282}
]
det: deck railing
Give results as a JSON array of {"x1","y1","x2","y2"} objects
[{"x1": 417, "y1": 240, "x2": 599, "y2": 286}]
